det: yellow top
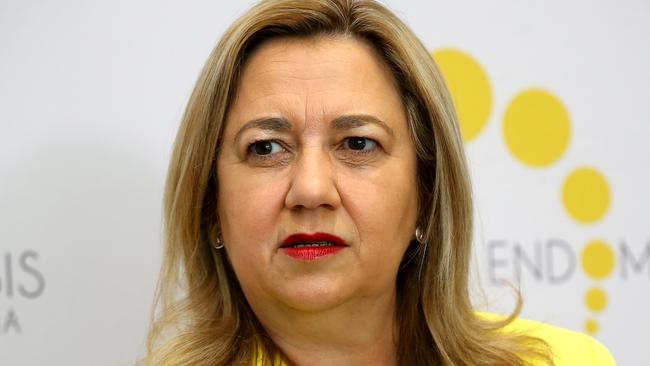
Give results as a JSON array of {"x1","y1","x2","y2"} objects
[
  {"x1": 497, "y1": 315, "x2": 616, "y2": 366},
  {"x1": 254, "y1": 314, "x2": 616, "y2": 365}
]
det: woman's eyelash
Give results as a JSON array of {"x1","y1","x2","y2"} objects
[
  {"x1": 244, "y1": 137, "x2": 381, "y2": 164},
  {"x1": 247, "y1": 140, "x2": 286, "y2": 157},
  {"x1": 341, "y1": 137, "x2": 380, "y2": 154}
]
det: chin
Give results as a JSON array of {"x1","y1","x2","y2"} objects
[{"x1": 274, "y1": 277, "x2": 353, "y2": 312}]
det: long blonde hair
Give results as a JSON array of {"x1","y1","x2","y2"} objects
[{"x1": 145, "y1": 1, "x2": 553, "y2": 365}]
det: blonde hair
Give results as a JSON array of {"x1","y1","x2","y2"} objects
[{"x1": 145, "y1": 0, "x2": 553, "y2": 365}]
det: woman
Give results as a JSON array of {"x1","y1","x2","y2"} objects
[{"x1": 145, "y1": 0, "x2": 615, "y2": 365}]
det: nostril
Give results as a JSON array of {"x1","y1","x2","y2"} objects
[
  {"x1": 284, "y1": 178, "x2": 341, "y2": 211},
  {"x1": 284, "y1": 153, "x2": 341, "y2": 210}
]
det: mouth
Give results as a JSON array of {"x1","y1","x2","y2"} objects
[{"x1": 280, "y1": 232, "x2": 348, "y2": 260}]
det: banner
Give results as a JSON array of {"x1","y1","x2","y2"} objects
[{"x1": 1, "y1": 1, "x2": 647, "y2": 364}]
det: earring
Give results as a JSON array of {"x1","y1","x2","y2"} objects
[
  {"x1": 415, "y1": 227, "x2": 424, "y2": 243},
  {"x1": 214, "y1": 234, "x2": 224, "y2": 250}
]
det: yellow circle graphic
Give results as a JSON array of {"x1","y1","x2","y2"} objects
[
  {"x1": 562, "y1": 167, "x2": 611, "y2": 223},
  {"x1": 585, "y1": 287, "x2": 608, "y2": 312},
  {"x1": 581, "y1": 240, "x2": 616, "y2": 279},
  {"x1": 585, "y1": 319, "x2": 599, "y2": 335},
  {"x1": 503, "y1": 89, "x2": 571, "y2": 167},
  {"x1": 433, "y1": 49, "x2": 492, "y2": 142}
]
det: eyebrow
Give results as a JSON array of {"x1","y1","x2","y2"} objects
[
  {"x1": 233, "y1": 114, "x2": 394, "y2": 143},
  {"x1": 332, "y1": 114, "x2": 395, "y2": 137},
  {"x1": 234, "y1": 117, "x2": 293, "y2": 144}
]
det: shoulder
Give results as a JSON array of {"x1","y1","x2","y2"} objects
[{"x1": 478, "y1": 312, "x2": 617, "y2": 366}]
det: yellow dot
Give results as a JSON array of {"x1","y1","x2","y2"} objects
[
  {"x1": 585, "y1": 319, "x2": 599, "y2": 335},
  {"x1": 433, "y1": 49, "x2": 492, "y2": 142},
  {"x1": 581, "y1": 240, "x2": 616, "y2": 279},
  {"x1": 503, "y1": 89, "x2": 571, "y2": 167},
  {"x1": 562, "y1": 167, "x2": 611, "y2": 223},
  {"x1": 585, "y1": 287, "x2": 608, "y2": 312}
]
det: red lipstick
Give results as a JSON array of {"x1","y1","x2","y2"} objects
[{"x1": 280, "y1": 233, "x2": 348, "y2": 261}]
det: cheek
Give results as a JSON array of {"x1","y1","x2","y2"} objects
[
  {"x1": 217, "y1": 168, "x2": 287, "y2": 262},
  {"x1": 340, "y1": 162, "x2": 418, "y2": 257}
]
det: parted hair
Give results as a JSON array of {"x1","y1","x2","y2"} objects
[{"x1": 145, "y1": 0, "x2": 553, "y2": 365}]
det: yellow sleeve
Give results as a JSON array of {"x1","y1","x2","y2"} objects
[
  {"x1": 586, "y1": 335, "x2": 617, "y2": 366},
  {"x1": 501, "y1": 315, "x2": 617, "y2": 366}
]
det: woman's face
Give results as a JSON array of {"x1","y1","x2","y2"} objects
[{"x1": 217, "y1": 37, "x2": 418, "y2": 313}]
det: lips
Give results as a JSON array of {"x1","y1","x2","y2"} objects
[
  {"x1": 281, "y1": 232, "x2": 347, "y2": 247},
  {"x1": 280, "y1": 232, "x2": 348, "y2": 260}
]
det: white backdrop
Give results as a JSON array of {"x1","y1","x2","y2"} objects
[{"x1": 1, "y1": 1, "x2": 648, "y2": 365}]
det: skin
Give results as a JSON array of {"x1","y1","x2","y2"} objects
[{"x1": 217, "y1": 36, "x2": 418, "y2": 366}]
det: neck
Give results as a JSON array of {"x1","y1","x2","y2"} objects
[{"x1": 255, "y1": 291, "x2": 398, "y2": 366}]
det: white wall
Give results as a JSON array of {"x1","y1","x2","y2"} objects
[{"x1": 1, "y1": 1, "x2": 647, "y2": 364}]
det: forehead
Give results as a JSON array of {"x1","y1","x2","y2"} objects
[
  {"x1": 227, "y1": 36, "x2": 406, "y2": 128},
  {"x1": 240, "y1": 35, "x2": 395, "y2": 87}
]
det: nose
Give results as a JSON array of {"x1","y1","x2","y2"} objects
[{"x1": 285, "y1": 147, "x2": 341, "y2": 211}]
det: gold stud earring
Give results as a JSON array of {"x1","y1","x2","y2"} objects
[
  {"x1": 214, "y1": 234, "x2": 224, "y2": 250},
  {"x1": 415, "y1": 227, "x2": 424, "y2": 243}
]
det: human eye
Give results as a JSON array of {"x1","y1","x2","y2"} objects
[
  {"x1": 336, "y1": 136, "x2": 383, "y2": 166},
  {"x1": 245, "y1": 139, "x2": 292, "y2": 167},
  {"x1": 247, "y1": 139, "x2": 285, "y2": 156},
  {"x1": 342, "y1": 137, "x2": 379, "y2": 153}
]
